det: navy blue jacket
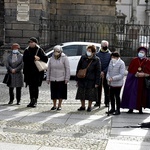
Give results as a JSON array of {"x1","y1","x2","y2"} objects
[{"x1": 96, "y1": 49, "x2": 111, "y2": 74}]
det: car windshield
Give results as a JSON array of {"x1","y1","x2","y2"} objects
[
  {"x1": 45, "y1": 46, "x2": 54, "y2": 53},
  {"x1": 82, "y1": 45, "x2": 100, "y2": 55}
]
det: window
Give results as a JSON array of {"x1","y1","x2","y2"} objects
[
  {"x1": 62, "y1": 45, "x2": 79, "y2": 56},
  {"x1": 81, "y1": 45, "x2": 100, "y2": 55}
]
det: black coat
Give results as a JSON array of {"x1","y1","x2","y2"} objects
[
  {"x1": 23, "y1": 46, "x2": 48, "y2": 86},
  {"x1": 76, "y1": 55, "x2": 101, "y2": 89}
]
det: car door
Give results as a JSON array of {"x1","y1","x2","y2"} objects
[{"x1": 62, "y1": 45, "x2": 80, "y2": 76}]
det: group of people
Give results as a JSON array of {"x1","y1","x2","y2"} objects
[{"x1": 5, "y1": 38, "x2": 150, "y2": 115}]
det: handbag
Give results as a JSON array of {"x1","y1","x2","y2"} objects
[
  {"x1": 34, "y1": 48, "x2": 48, "y2": 72},
  {"x1": 145, "y1": 77, "x2": 150, "y2": 89},
  {"x1": 77, "y1": 60, "x2": 93, "y2": 78},
  {"x1": 3, "y1": 73, "x2": 11, "y2": 86}
]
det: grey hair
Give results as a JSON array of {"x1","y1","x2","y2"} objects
[
  {"x1": 101, "y1": 40, "x2": 109, "y2": 47},
  {"x1": 53, "y1": 45, "x2": 63, "y2": 52}
]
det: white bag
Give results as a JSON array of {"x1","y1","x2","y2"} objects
[{"x1": 35, "y1": 60, "x2": 48, "y2": 72}]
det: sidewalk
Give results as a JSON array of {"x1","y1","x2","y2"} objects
[
  {"x1": 0, "y1": 104, "x2": 150, "y2": 150},
  {"x1": 0, "y1": 66, "x2": 6, "y2": 75}
]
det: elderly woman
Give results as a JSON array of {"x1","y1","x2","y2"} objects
[
  {"x1": 46, "y1": 45, "x2": 70, "y2": 110},
  {"x1": 76, "y1": 45, "x2": 101, "y2": 112},
  {"x1": 121, "y1": 47, "x2": 150, "y2": 114},
  {"x1": 6, "y1": 43, "x2": 24, "y2": 105},
  {"x1": 106, "y1": 51, "x2": 125, "y2": 115}
]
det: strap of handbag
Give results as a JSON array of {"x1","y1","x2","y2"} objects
[
  {"x1": 35, "y1": 48, "x2": 39, "y2": 56},
  {"x1": 86, "y1": 60, "x2": 93, "y2": 69},
  {"x1": 35, "y1": 47, "x2": 46, "y2": 56}
]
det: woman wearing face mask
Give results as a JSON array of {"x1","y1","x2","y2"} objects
[
  {"x1": 121, "y1": 47, "x2": 150, "y2": 114},
  {"x1": 6, "y1": 43, "x2": 24, "y2": 105},
  {"x1": 76, "y1": 45, "x2": 101, "y2": 112},
  {"x1": 106, "y1": 51, "x2": 125, "y2": 115},
  {"x1": 23, "y1": 37, "x2": 48, "y2": 107},
  {"x1": 46, "y1": 45, "x2": 70, "y2": 110}
]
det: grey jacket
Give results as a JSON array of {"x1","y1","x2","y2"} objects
[
  {"x1": 106, "y1": 58, "x2": 125, "y2": 87},
  {"x1": 6, "y1": 52, "x2": 24, "y2": 87},
  {"x1": 46, "y1": 53, "x2": 70, "y2": 82}
]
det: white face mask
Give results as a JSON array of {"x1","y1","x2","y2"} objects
[
  {"x1": 54, "y1": 51, "x2": 61, "y2": 56},
  {"x1": 112, "y1": 58, "x2": 117, "y2": 64},
  {"x1": 12, "y1": 50, "x2": 19, "y2": 54},
  {"x1": 138, "y1": 52, "x2": 145, "y2": 58},
  {"x1": 86, "y1": 51, "x2": 92, "y2": 57}
]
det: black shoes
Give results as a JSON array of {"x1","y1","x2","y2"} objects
[
  {"x1": 27, "y1": 103, "x2": 36, "y2": 108},
  {"x1": 51, "y1": 107, "x2": 61, "y2": 111},
  {"x1": 17, "y1": 102, "x2": 20, "y2": 105},
  {"x1": 78, "y1": 107, "x2": 92, "y2": 112},
  {"x1": 78, "y1": 107, "x2": 86, "y2": 111},
  {"x1": 127, "y1": 109, "x2": 133, "y2": 114},
  {"x1": 106, "y1": 109, "x2": 115, "y2": 114},
  {"x1": 8, "y1": 101, "x2": 13, "y2": 105},
  {"x1": 27, "y1": 98, "x2": 37, "y2": 108},
  {"x1": 87, "y1": 107, "x2": 92, "y2": 112},
  {"x1": 113, "y1": 110, "x2": 120, "y2": 115},
  {"x1": 94, "y1": 103, "x2": 100, "y2": 107},
  {"x1": 51, "y1": 106, "x2": 57, "y2": 110},
  {"x1": 57, "y1": 107, "x2": 61, "y2": 111}
]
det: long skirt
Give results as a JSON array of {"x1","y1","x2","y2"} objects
[
  {"x1": 50, "y1": 81, "x2": 67, "y2": 99},
  {"x1": 76, "y1": 87, "x2": 98, "y2": 101}
]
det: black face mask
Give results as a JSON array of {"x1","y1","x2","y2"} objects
[{"x1": 103, "y1": 46, "x2": 108, "y2": 50}]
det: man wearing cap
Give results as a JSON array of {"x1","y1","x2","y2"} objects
[
  {"x1": 121, "y1": 47, "x2": 150, "y2": 114},
  {"x1": 95, "y1": 40, "x2": 111, "y2": 107},
  {"x1": 23, "y1": 37, "x2": 48, "y2": 107}
]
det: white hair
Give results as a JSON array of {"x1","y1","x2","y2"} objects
[
  {"x1": 53, "y1": 45, "x2": 63, "y2": 52},
  {"x1": 101, "y1": 40, "x2": 109, "y2": 47}
]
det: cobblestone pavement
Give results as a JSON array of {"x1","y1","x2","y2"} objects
[{"x1": 1, "y1": 74, "x2": 150, "y2": 150}]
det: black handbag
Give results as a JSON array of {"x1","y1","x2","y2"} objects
[
  {"x1": 145, "y1": 77, "x2": 150, "y2": 89},
  {"x1": 2, "y1": 73, "x2": 11, "y2": 86}
]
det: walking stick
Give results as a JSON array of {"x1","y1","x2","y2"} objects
[{"x1": 107, "y1": 82, "x2": 111, "y2": 116}]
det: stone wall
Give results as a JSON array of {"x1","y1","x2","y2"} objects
[
  {"x1": 4, "y1": 0, "x2": 50, "y2": 48},
  {"x1": 50, "y1": 0, "x2": 116, "y2": 22},
  {"x1": 0, "y1": 1, "x2": 4, "y2": 46}
]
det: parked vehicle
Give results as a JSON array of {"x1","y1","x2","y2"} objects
[{"x1": 44, "y1": 42, "x2": 101, "y2": 78}]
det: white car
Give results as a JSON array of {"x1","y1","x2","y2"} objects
[{"x1": 45, "y1": 41, "x2": 101, "y2": 76}]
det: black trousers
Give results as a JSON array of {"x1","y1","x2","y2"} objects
[
  {"x1": 110, "y1": 87, "x2": 121, "y2": 111},
  {"x1": 29, "y1": 85, "x2": 39, "y2": 100},
  {"x1": 97, "y1": 76, "x2": 109, "y2": 105},
  {"x1": 9, "y1": 87, "x2": 21, "y2": 102}
]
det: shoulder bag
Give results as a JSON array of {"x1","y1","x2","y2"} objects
[
  {"x1": 77, "y1": 60, "x2": 93, "y2": 78},
  {"x1": 34, "y1": 48, "x2": 48, "y2": 72},
  {"x1": 3, "y1": 73, "x2": 11, "y2": 86}
]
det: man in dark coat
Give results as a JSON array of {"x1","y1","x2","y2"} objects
[
  {"x1": 95, "y1": 40, "x2": 111, "y2": 107},
  {"x1": 23, "y1": 37, "x2": 48, "y2": 107}
]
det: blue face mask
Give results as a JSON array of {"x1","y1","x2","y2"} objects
[
  {"x1": 138, "y1": 52, "x2": 145, "y2": 58},
  {"x1": 12, "y1": 50, "x2": 19, "y2": 54}
]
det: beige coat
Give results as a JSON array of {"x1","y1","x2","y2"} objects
[{"x1": 46, "y1": 53, "x2": 70, "y2": 82}]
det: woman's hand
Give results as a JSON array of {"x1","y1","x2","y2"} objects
[
  {"x1": 65, "y1": 80, "x2": 68, "y2": 84},
  {"x1": 135, "y1": 72, "x2": 145, "y2": 77},
  {"x1": 35, "y1": 56, "x2": 40, "y2": 61},
  {"x1": 76, "y1": 81, "x2": 78, "y2": 87},
  {"x1": 12, "y1": 69, "x2": 16, "y2": 74},
  {"x1": 95, "y1": 84, "x2": 99, "y2": 88}
]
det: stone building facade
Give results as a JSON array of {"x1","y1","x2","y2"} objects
[
  {"x1": 0, "y1": 0, "x2": 116, "y2": 64},
  {"x1": 1, "y1": 0, "x2": 116, "y2": 47},
  {"x1": 50, "y1": 0, "x2": 116, "y2": 21}
]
